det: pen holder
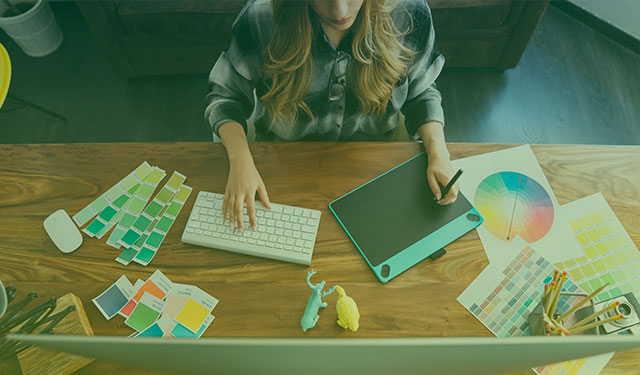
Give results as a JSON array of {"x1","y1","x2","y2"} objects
[{"x1": 528, "y1": 292, "x2": 598, "y2": 336}]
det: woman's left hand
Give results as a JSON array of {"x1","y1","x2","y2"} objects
[{"x1": 426, "y1": 153, "x2": 458, "y2": 205}]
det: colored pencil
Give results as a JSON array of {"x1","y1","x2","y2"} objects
[
  {"x1": 548, "y1": 271, "x2": 567, "y2": 317},
  {"x1": 568, "y1": 314, "x2": 624, "y2": 335}
]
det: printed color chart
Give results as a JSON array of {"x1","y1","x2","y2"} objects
[
  {"x1": 458, "y1": 244, "x2": 582, "y2": 337},
  {"x1": 474, "y1": 171, "x2": 554, "y2": 243},
  {"x1": 554, "y1": 193, "x2": 640, "y2": 303}
]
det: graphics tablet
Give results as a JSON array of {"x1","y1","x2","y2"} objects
[{"x1": 329, "y1": 153, "x2": 483, "y2": 282}]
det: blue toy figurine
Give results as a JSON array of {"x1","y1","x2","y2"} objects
[{"x1": 301, "y1": 269, "x2": 336, "y2": 332}]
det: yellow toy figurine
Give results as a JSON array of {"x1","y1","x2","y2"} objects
[{"x1": 335, "y1": 285, "x2": 359, "y2": 332}]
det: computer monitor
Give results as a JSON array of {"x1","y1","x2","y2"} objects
[{"x1": 6, "y1": 334, "x2": 640, "y2": 375}]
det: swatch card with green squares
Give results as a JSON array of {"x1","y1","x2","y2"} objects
[
  {"x1": 131, "y1": 184, "x2": 193, "y2": 266},
  {"x1": 73, "y1": 161, "x2": 153, "y2": 227},
  {"x1": 554, "y1": 193, "x2": 640, "y2": 303},
  {"x1": 106, "y1": 167, "x2": 167, "y2": 248},
  {"x1": 70, "y1": 162, "x2": 192, "y2": 267}
]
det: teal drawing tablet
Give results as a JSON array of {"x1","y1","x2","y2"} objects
[{"x1": 329, "y1": 153, "x2": 483, "y2": 283}]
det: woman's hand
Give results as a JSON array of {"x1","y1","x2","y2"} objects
[
  {"x1": 218, "y1": 121, "x2": 272, "y2": 232},
  {"x1": 222, "y1": 158, "x2": 271, "y2": 232},
  {"x1": 417, "y1": 121, "x2": 459, "y2": 205},
  {"x1": 426, "y1": 154, "x2": 458, "y2": 205}
]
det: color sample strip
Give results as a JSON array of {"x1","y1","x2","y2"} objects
[
  {"x1": 124, "y1": 292, "x2": 166, "y2": 332},
  {"x1": 83, "y1": 183, "x2": 141, "y2": 237},
  {"x1": 73, "y1": 161, "x2": 152, "y2": 227},
  {"x1": 118, "y1": 171, "x2": 186, "y2": 249},
  {"x1": 115, "y1": 204, "x2": 169, "y2": 265},
  {"x1": 95, "y1": 181, "x2": 147, "y2": 239},
  {"x1": 170, "y1": 315, "x2": 215, "y2": 339},
  {"x1": 133, "y1": 184, "x2": 193, "y2": 266},
  {"x1": 554, "y1": 193, "x2": 640, "y2": 304},
  {"x1": 137, "y1": 315, "x2": 175, "y2": 338},
  {"x1": 107, "y1": 167, "x2": 166, "y2": 248},
  {"x1": 458, "y1": 243, "x2": 584, "y2": 338},
  {"x1": 174, "y1": 287, "x2": 219, "y2": 334},
  {"x1": 92, "y1": 275, "x2": 133, "y2": 320},
  {"x1": 119, "y1": 279, "x2": 144, "y2": 318}
]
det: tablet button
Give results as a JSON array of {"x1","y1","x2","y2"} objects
[
  {"x1": 381, "y1": 264, "x2": 390, "y2": 278},
  {"x1": 467, "y1": 213, "x2": 481, "y2": 222}
]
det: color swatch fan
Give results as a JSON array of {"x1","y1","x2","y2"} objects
[
  {"x1": 474, "y1": 171, "x2": 554, "y2": 243},
  {"x1": 72, "y1": 161, "x2": 192, "y2": 266}
]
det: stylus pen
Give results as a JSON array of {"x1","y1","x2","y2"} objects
[{"x1": 437, "y1": 169, "x2": 463, "y2": 202}]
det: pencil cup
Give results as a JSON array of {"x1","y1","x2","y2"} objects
[{"x1": 528, "y1": 292, "x2": 597, "y2": 336}]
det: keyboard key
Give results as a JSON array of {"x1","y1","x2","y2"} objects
[
  {"x1": 302, "y1": 233, "x2": 314, "y2": 241},
  {"x1": 302, "y1": 210, "x2": 311, "y2": 218},
  {"x1": 311, "y1": 211, "x2": 320, "y2": 219}
]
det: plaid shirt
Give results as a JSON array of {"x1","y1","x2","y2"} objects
[{"x1": 205, "y1": 0, "x2": 445, "y2": 141}]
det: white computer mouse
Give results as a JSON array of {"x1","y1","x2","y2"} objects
[{"x1": 43, "y1": 209, "x2": 83, "y2": 253}]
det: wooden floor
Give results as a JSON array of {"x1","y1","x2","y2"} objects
[{"x1": 0, "y1": 3, "x2": 638, "y2": 145}]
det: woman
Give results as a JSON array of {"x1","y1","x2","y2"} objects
[{"x1": 206, "y1": 0, "x2": 458, "y2": 231}]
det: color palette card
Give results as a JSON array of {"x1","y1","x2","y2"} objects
[
  {"x1": 555, "y1": 193, "x2": 640, "y2": 303},
  {"x1": 170, "y1": 314, "x2": 215, "y2": 339},
  {"x1": 458, "y1": 238, "x2": 611, "y2": 375},
  {"x1": 137, "y1": 315, "x2": 175, "y2": 338},
  {"x1": 173, "y1": 287, "x2": 219, "y2": 334},
  {"x1": 132, "y1": 184, "x2": 193, "y2": 266},
  {"x1": 531, "y1": 193, "x2": 640, "y2": 375},
  {"x1": 107, "y1": 167, "x2": 166, "y2": 248},
  {"x1": 118, "y1": 171, "x2": 186, "y2": 249},
  {"x1": 132, "y1": 269, "x2": 174, "y2": 302},
  {"x1": 124, "y1": 292, "x2": 166, "y2": 332},
  {"x1": 73, "y1": 161, "x2": 153, "y2": 227},
  {"x1": 162, "y1": 283, "x2": 199, "y2": 320},
  {"x1": 458, "y1": 238, "x2": 584, "y2": 337},
  {"x1": 92, "y1": 275, "x2": 133, "y2": 320},
  {"x1": 452, "y1": 145, "x2": 584, "y2": 265}
]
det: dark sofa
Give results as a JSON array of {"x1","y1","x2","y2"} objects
[{"x1": 76, "y1": 0, "x2": 550, "y2": 79}]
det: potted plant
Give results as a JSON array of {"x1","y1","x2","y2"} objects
[{"x1": 0, "y1": 0, "x2": 63, "y2": 57}]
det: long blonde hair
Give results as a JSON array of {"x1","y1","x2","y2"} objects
[{"x1": 261, "y1": 0, "x2": 413, "y2": 126}]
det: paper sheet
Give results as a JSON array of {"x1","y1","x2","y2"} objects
[{"x1": 452, "y1": 145, "x2": 584, "y2": 265}]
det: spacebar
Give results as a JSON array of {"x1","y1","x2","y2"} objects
[{"x1": 181, "y1": 233, "x2": 310, "y2": 265}]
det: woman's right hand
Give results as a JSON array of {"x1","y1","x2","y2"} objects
[{"x1": 222, "y1": 158, "x2": 272, "y2": 232}]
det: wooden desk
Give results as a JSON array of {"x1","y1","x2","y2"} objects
[{"x1": 0, "y1": 142, "x2": 639, "y2": 374}]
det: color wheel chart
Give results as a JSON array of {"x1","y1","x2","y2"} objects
[{"x1": 474, "y1": 171, "x2": 554, "y2": 243}]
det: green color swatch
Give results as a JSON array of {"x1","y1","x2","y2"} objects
[
  {"x1": 155, "y1": 217, "x2": 173, "y2": 233},
  {"x1": 124, "y1": 302, "x2": 161, "y2": 332},
  {"x1": 146, "y1": 232, "x2": 164, "y2": 249}
]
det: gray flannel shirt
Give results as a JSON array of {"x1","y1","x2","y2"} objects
[{"x1": 205, "y1": 0, "x2": 445, "y2": 141}]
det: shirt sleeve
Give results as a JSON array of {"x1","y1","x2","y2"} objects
[
  {"x1": 205, "y1": 1, "x2": 262, "y2": 139},
  {"x1": 401, "y1": 1, "x2": 446, "y2": 139},
  {"x1": 205, "y1": 51, "x2": 256, "y2": 138}
]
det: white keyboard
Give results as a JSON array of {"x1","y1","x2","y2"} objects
[{"x1": 181, "y1": 191, "x2": 321, "y2": 265}]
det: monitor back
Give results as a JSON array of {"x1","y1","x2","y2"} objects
[{"x1": 7, "y1": 334, "x2": 640, "y2": 375}]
